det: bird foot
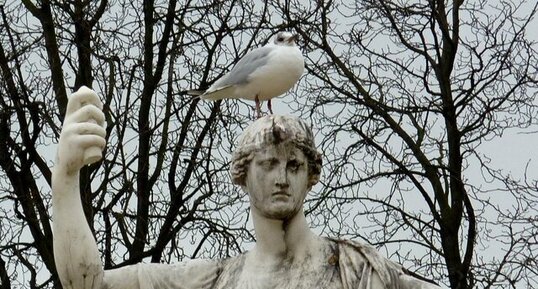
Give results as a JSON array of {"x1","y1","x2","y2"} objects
[
  {"x1": 267, "y1": 100, "x2": 273, "y2": 115},
  {"x1": 255, "y1": 96, "x2": 262, "y2": 118}
]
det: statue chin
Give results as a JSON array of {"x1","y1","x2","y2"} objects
[{"x1": 254, "y1": 202, "x2": 301, "y2": 221}]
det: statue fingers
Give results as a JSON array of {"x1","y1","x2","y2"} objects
[
  {"x1": 57, "y1": 128, "x2": 106, "y2": 171},
  {"x1": 66, "y1": 86, "x2": 103, "y2": 117},
  {"x1": 60, "y1": 123, "x2": 106, "y2": 152},
  {"x1": 74, "y1": 134, "x2": 106, "y2": 152},
  {"x1": 71, "y1": 122, "x2": 107, "y2": 139},
  {"x1": 65, "y1": 103, "x2": 106, "y2": 128}
]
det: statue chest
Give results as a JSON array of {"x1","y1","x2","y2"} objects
[
  {"x1": 213, "y1": 263, "x2": 342, "y2": 289},
  {"x1": 213, "y1": 246, "x2": 343, "y2": 289}
]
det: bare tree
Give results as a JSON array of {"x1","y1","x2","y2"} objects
[
  {"x1": 1, "y1": 0, "x2": 537, "y2": 289},
  {"x1": 0, "y1": 1, "x2": 271, "y2": 288},
  {"x1": 273, "y1": 0, "x2": 538, "y2": 288}
]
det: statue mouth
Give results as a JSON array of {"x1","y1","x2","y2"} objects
[{"x1": 272, "y1": 191, "x2": 290, "y2": 197}]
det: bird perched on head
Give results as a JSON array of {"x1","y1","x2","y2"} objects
[{"x1": 190, "y1": 32, "x2": 304, "y2": 118}]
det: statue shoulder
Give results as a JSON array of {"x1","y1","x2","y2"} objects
[
  {"x1": 329, "y1": 238, "x2": 385, "y2": 259},
  {"x1": 328, "y1": 238, "x2": 442, "y2": 289},
  {"x1": 328, "y1": 238, "x2": 401, "y2": 282}
]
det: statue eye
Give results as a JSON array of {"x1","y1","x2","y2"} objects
[
  {"x1": 259, "y1": 159, "x2": 278, "y2": 170},
  {"x1": 287, "y1": 160, "x2": 303, "y2": 172}
]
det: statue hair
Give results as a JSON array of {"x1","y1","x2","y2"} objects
[{"x1": 230, "y1": 115, "x2": 322, "y2": 187}]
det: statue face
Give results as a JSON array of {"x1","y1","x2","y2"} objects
[{"x1": 244, "y1": 143, "x2": 311, "y2": 220}]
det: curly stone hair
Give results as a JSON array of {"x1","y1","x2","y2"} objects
[{"x1": 230, "y1": 115, "x2": 322, "y2": 187}]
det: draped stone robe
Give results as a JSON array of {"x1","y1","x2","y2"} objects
[{"x1": 103, "y1": 238, "x2": 441, "y2": 289}]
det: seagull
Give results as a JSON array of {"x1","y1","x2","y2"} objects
[{"x1": 191, "y1": 32, "x2": 304, "y2": 118}]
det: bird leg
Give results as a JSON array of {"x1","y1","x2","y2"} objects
[
  {"x1": 255, "y1": 95, "x2": 262, "y2": 118},
  {"x1": 267, "y1": 99, "x2": 273, "y2": 115}
]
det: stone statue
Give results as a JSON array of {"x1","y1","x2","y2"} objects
[{"x1": 52, "y1": 87, "x2": 442, "y2": 289}]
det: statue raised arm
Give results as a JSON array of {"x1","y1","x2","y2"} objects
[
  {"x1": 52, "y1": 87, "x2": 220, "y2": 289},
  {"x1": 52, "y1": 86, "x2": 106, "y2": 289}
]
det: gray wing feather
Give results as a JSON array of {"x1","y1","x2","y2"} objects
[{"x1": 211, "y1": 46, "x2": 273, "y2": 88}]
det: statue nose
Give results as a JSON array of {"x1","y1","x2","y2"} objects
[{"x1": 275, "y1": 165, "x2": 289, "y2": 187}]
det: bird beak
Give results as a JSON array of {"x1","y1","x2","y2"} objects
[{"x1": 288, "y1": 34, "x2": 299, "y2": 43}]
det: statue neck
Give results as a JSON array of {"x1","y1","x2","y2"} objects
[{"x1": 251, "y1": 208, "x2": 315, "y2": 262}]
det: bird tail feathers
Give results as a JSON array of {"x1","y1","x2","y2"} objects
[
  {"x1": 197, "y1": 85, "x2": 234, "y2": 101},
  {"x1": 186, "y1": 85, "x2": 234, "y2": 101},
  {"x1": 187, "y1": 89, "x2": 205, "y2": 96}
]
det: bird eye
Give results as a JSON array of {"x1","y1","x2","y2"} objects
[{"x1": 277, "y1": 37, "x2": 284, "y2": 42}]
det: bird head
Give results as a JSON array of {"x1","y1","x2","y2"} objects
[{"x1": 273, "y1": 32, "x2": 299, "y2": 47}]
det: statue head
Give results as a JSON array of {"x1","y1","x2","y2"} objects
[{"x1": 230, "y1": 115, "x2": 322, "y2": 188}]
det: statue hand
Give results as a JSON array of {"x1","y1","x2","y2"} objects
[{"x1": 56, "y1": 86, "x2": 106, "y2": 175}]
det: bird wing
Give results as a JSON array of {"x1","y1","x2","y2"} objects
[{"x1": 208, "y1": 46, "x2": 274, "y2": 90}]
